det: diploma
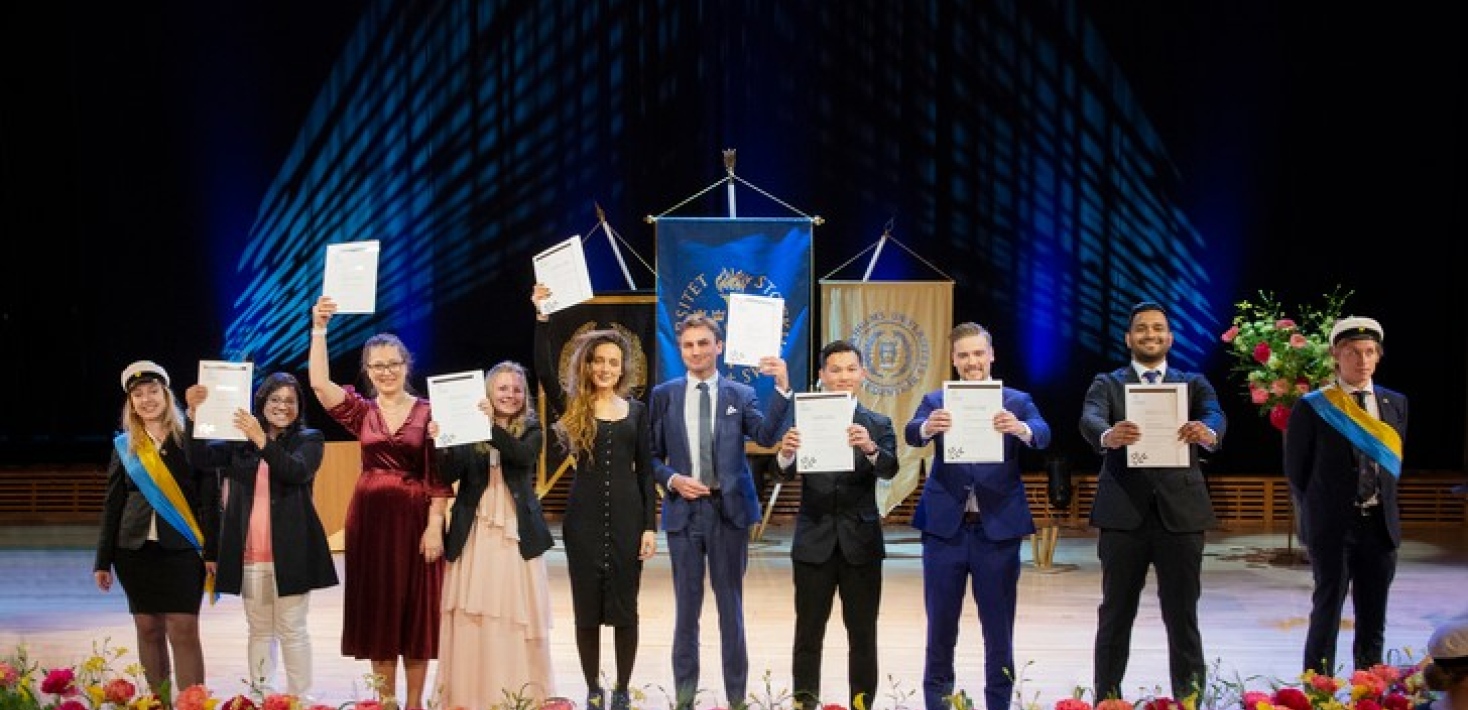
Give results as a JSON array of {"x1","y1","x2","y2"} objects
[
  {"x1": 942, "y1": 380, "x2": 1004, "y2": 463},
  {"x1": 532, "y1": 236, "x2": 594, "y2": 315},
  {"x1": 322, "y1": 240, "x2": 380, "y2": 314},
  {"x1": 793, "y1": 391, "x2": 857, "y2": 473},
  {"x1": 426, "y1": 370, "x2": 493, "y2": 447},
  {"x1": 1124, "y1": 382, "x2": 1189, "y2": 468},
  {"x1": 194, "y1": 360, "x2": 254, "y2": 442},
  {"x1": 723, "y1": 293, "x2": 784, "y2": 367}
]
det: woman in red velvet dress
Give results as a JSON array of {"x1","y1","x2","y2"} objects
[{"x1": 309, "y1": 295, "x2": 453, "y2": 710}]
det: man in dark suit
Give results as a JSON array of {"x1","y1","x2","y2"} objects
[
  {"x1": 650, "y1": 313, "x2": 792, "y2": 710},
  {"x1": 1285, "y1": 316, "x2": 1407, "y2": 675},
  {"x1": 1078, "y1": 301, "x2": 1226, "y2": 701},
  {"x1": 905, "y1": 322, "x2": 1052, "y2": 710},
  {"x1": 771, "y1": 339, "x2": 899, "y2": 710}
]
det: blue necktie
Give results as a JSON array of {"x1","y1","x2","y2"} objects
[
  {"x1": 697, "y1": 382, "x2": 716, "y2": 488},
  {"x1": 1143, "y1": 370, "x2": 1160, "y2": 384}
]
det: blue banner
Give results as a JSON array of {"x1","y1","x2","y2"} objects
[{"x1": 655, "y1": 218, "x2": 811, "y2": 405}]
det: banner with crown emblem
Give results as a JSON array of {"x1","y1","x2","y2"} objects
[
  {"x1": 655, "y1": 218, "x2": 811, "y2": 406},
  {"x1": 821, "y1": 280, "x2": 953, "y2": 516}
]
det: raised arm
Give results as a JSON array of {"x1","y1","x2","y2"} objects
[{"x1": 309, "y1": 296, "x2": 346, "y2": 410}]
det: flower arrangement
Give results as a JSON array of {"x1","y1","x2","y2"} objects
[
  {"x1": 1219, "y1": 288, "x2": 1351, "y2": 432},
  {"x1": 4, "y1": 639, "x2": 1438, "y2": 710}
]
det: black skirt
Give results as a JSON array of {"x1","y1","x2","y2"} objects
[{"x1": 113, "y1": 541, "x2": 205, "y2": 614}]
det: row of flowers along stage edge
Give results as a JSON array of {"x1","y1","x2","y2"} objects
[
  {"x1": 0, "y1": 638, "x2": 1442, "y2": 710},
  {"x1": 1219, "y1": 287, "x2": 1351, "y2": 432}
]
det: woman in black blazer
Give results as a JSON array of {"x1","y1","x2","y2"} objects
[
  {"x1": 429, "y1": 360, "x2": 556, "y2": 710},
  {"x1": 186, "y1": 371, "x2": 338, "y2": 697}
]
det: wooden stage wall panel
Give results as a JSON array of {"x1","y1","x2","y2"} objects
[{"x1": 4, "y1": 443, "x2": 1465, "y2": 531}]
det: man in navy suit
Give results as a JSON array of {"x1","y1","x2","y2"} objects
[
  {"x1": 771, "y1": 339, "x2": 899, "y2": 710},
  {"x1": 1079, "y1": 301, "x2": 1226, "y2": 701},
  {"x1": 906, "y1": 322, "x2": 1051, "y2": 710},
  {"x1": 650, "y1": 313, "x2": 791, "y2": 710},
  {"x1": 1286, "y1": 316, "x2": 1407, "y2": 675}
]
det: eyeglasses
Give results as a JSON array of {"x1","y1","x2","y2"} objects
[
  {"x1": 367, "y1": 360, "x2": 406, "y2": 374},
  {"x1": 266, "y1": 396, "x2": 299, "y2": 407}
]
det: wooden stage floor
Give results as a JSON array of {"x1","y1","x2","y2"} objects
[{"x1": 4, "y1": 523, "x2": 1467, "y2": 709}]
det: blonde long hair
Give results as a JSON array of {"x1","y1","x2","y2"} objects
[
  {"x1": 554, "y1": 329, "x2": 631, "y2": 463},
  {"x1": 117, "y1": 383, "x2": 187, "y2": 455},
  {"x1": 473, "y1": 361, "x2": 536, "y2": 456}
]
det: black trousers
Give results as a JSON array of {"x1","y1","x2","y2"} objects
[
  {"x1": 790, "y1": 553, "x2": 883, "y2": 709},
  {"x1": 1302, "y1": 509, "x2": 1397, "y2": 674}
]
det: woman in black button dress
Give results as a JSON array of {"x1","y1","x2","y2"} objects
[{"x1": 533, "y1": 285, "x2": 657, "y2": 710}]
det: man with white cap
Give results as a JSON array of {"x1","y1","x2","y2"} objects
[
  {"x1": 1422, "y1": 615, "x2": 1468, "y2": 710},
  {"x1": 1285, "y1": 315, "x2": 1409, "y2": 675}
]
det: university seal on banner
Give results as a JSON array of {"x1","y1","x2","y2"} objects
[
  {"x1": 851, "y1": 311, "x2": 929, "y2": 397},
  {"x1": 676, "y1": 268, "x2": 789, "y2": 383}
]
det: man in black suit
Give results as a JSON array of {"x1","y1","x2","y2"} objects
[
  {"x1": 772, "y1": 340, "x2": 899, "y2": 710},
  {"x1": 1285, "y1": 316, "x2": 1407, "y2": 675},
  {"x1": 1078, "y1": 301, "x2": 1226, "y2": 701}
]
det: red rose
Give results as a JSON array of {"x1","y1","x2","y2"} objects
[
  {"x1": 1253, "y1": 342, "x2": 1272, "y2": 365},
  {"x1": 1269, "y1": 404, "x2": 1292, "y2": 432},
  {"x1": 1272, "y1": 687, "x2": 1311, "y2": 710},
  {"x1": 40, "y1": 667, "x2": 77, "y2": 696},
  {"x1": 104, "y1": 678, "x2": 137, "y2": 704},
  {"x1": 1382, "y1": 692, "x2": 1412, "y2": 710},
  {"x1": 223, "y1": 694, "x2": 259, "y2": 710}
]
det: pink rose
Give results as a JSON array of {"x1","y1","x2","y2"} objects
[
  {"x1": 1056, "y1": 699, "x2": 1093, "y2": 710},
  {"x1": 0, "y1": 661, "x2": 19, "y2": 688},
  {"x1": 1253, "y1": 342, "x2": 1272, "y2": 365},
  {"x1": 58, "y1": 700, "x2": 88, "y2": 710},
  {"x1": 1276, "y1": 318, "x2": 1296, "y2": 329},
  {"x1": 41, "y1": 667, "x2": 77, "y2": 696},
  {"x1": 1221, "y1": 325, "x2": 1240, "y2": 343},
  {"x1": 1309, "y1": 674, "x2": 1341, "y2": 694},
  {"x1": 1271, "y1": 688, "x2": 1310, "y2": 710},
  {"x1": 1270, "y1": 378, "x2": 1290, "y2": 396},
  {"x1": 1288, "y1": 333, "x2": 1307, "y2": 348},
  {"x1": 105, "y1": 678, "x2": 138, "y2": 704},
  {"x1": 541, "y1": 699, "x2": 575, "y2": 710},
  {"x1": 1249, "y1": 382, "x2": 1269, "y2": 404}
]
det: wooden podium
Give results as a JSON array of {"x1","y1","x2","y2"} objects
[{"x1": 314, "y1": 441, "x2": 362, "y2": 552}]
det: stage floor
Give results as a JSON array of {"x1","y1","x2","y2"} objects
[{"x1": 4, "y1": 523, "x2": 1467, "y2": 708}]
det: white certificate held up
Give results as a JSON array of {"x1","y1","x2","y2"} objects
[
  {"x1": 426, "y1": 370, "x2": 493, "y2": 448},
  {"x1": 723, "y1": 293, "x2": 784, "y2": 367},
  {"x1": 194, "y1": 360, "x2": 254, "y2": 441},
  {"x1": 1124, "y1": 382, "x2": 1189, "y2": 468},
  {"x1": 322, "y1": 240, "x2": 380, "y2": 314},
  {"x1": 794, "y1": 391, "x2": 857, "y2": 473},
  {"x1": 942, "y1": 380, "x2": 1004, "y2": 463},
  {"x1": 532, "y1": 236, "x2": 594, "y2": 315}
]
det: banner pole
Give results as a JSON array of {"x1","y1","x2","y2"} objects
[
  {"x1": 595, "y1": 202, "x2": 638, "y2": 290},
  {"x1": 724, "y1": 148, "x2": 737, "y2": 217},
  {"x1": 861, "y1": 219, "x2": 894, "y2": 281}
]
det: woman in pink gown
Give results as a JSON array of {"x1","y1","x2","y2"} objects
[
  {"x1": 429, "y1": 361, "x2": 555, "y2": 710},
  {"x1": 309, "y1": 296, "x2": 453, "y2": 710}
]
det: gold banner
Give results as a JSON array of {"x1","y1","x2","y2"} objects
[{"x1": 820, "y1": 281, "x2": 953, "y2": 516}]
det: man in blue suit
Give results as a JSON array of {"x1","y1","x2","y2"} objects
[
  {"x1": 650, "y1": 313, "x2": 791, "y2": 710},
  {"x1": 772, "y1": 339, "x2": 899, "y2": 710},
  {"x1": 1286, "y1": 316, "x2": 1407, "y2": 675},
  {"x1": 1079, "y1": 301, "x2": 1226, "y2": 701},
  {"x1": 905, "y1": 322, "x2": 1051, "y2": 710}
]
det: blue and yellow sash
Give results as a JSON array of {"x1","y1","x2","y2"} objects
[
  {"x1": 1301, "y1": 386, "x2": 1402, "y2": 477},
  {"x1": 113, "y1": 432, "x2": 216, "y2": 602}
]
